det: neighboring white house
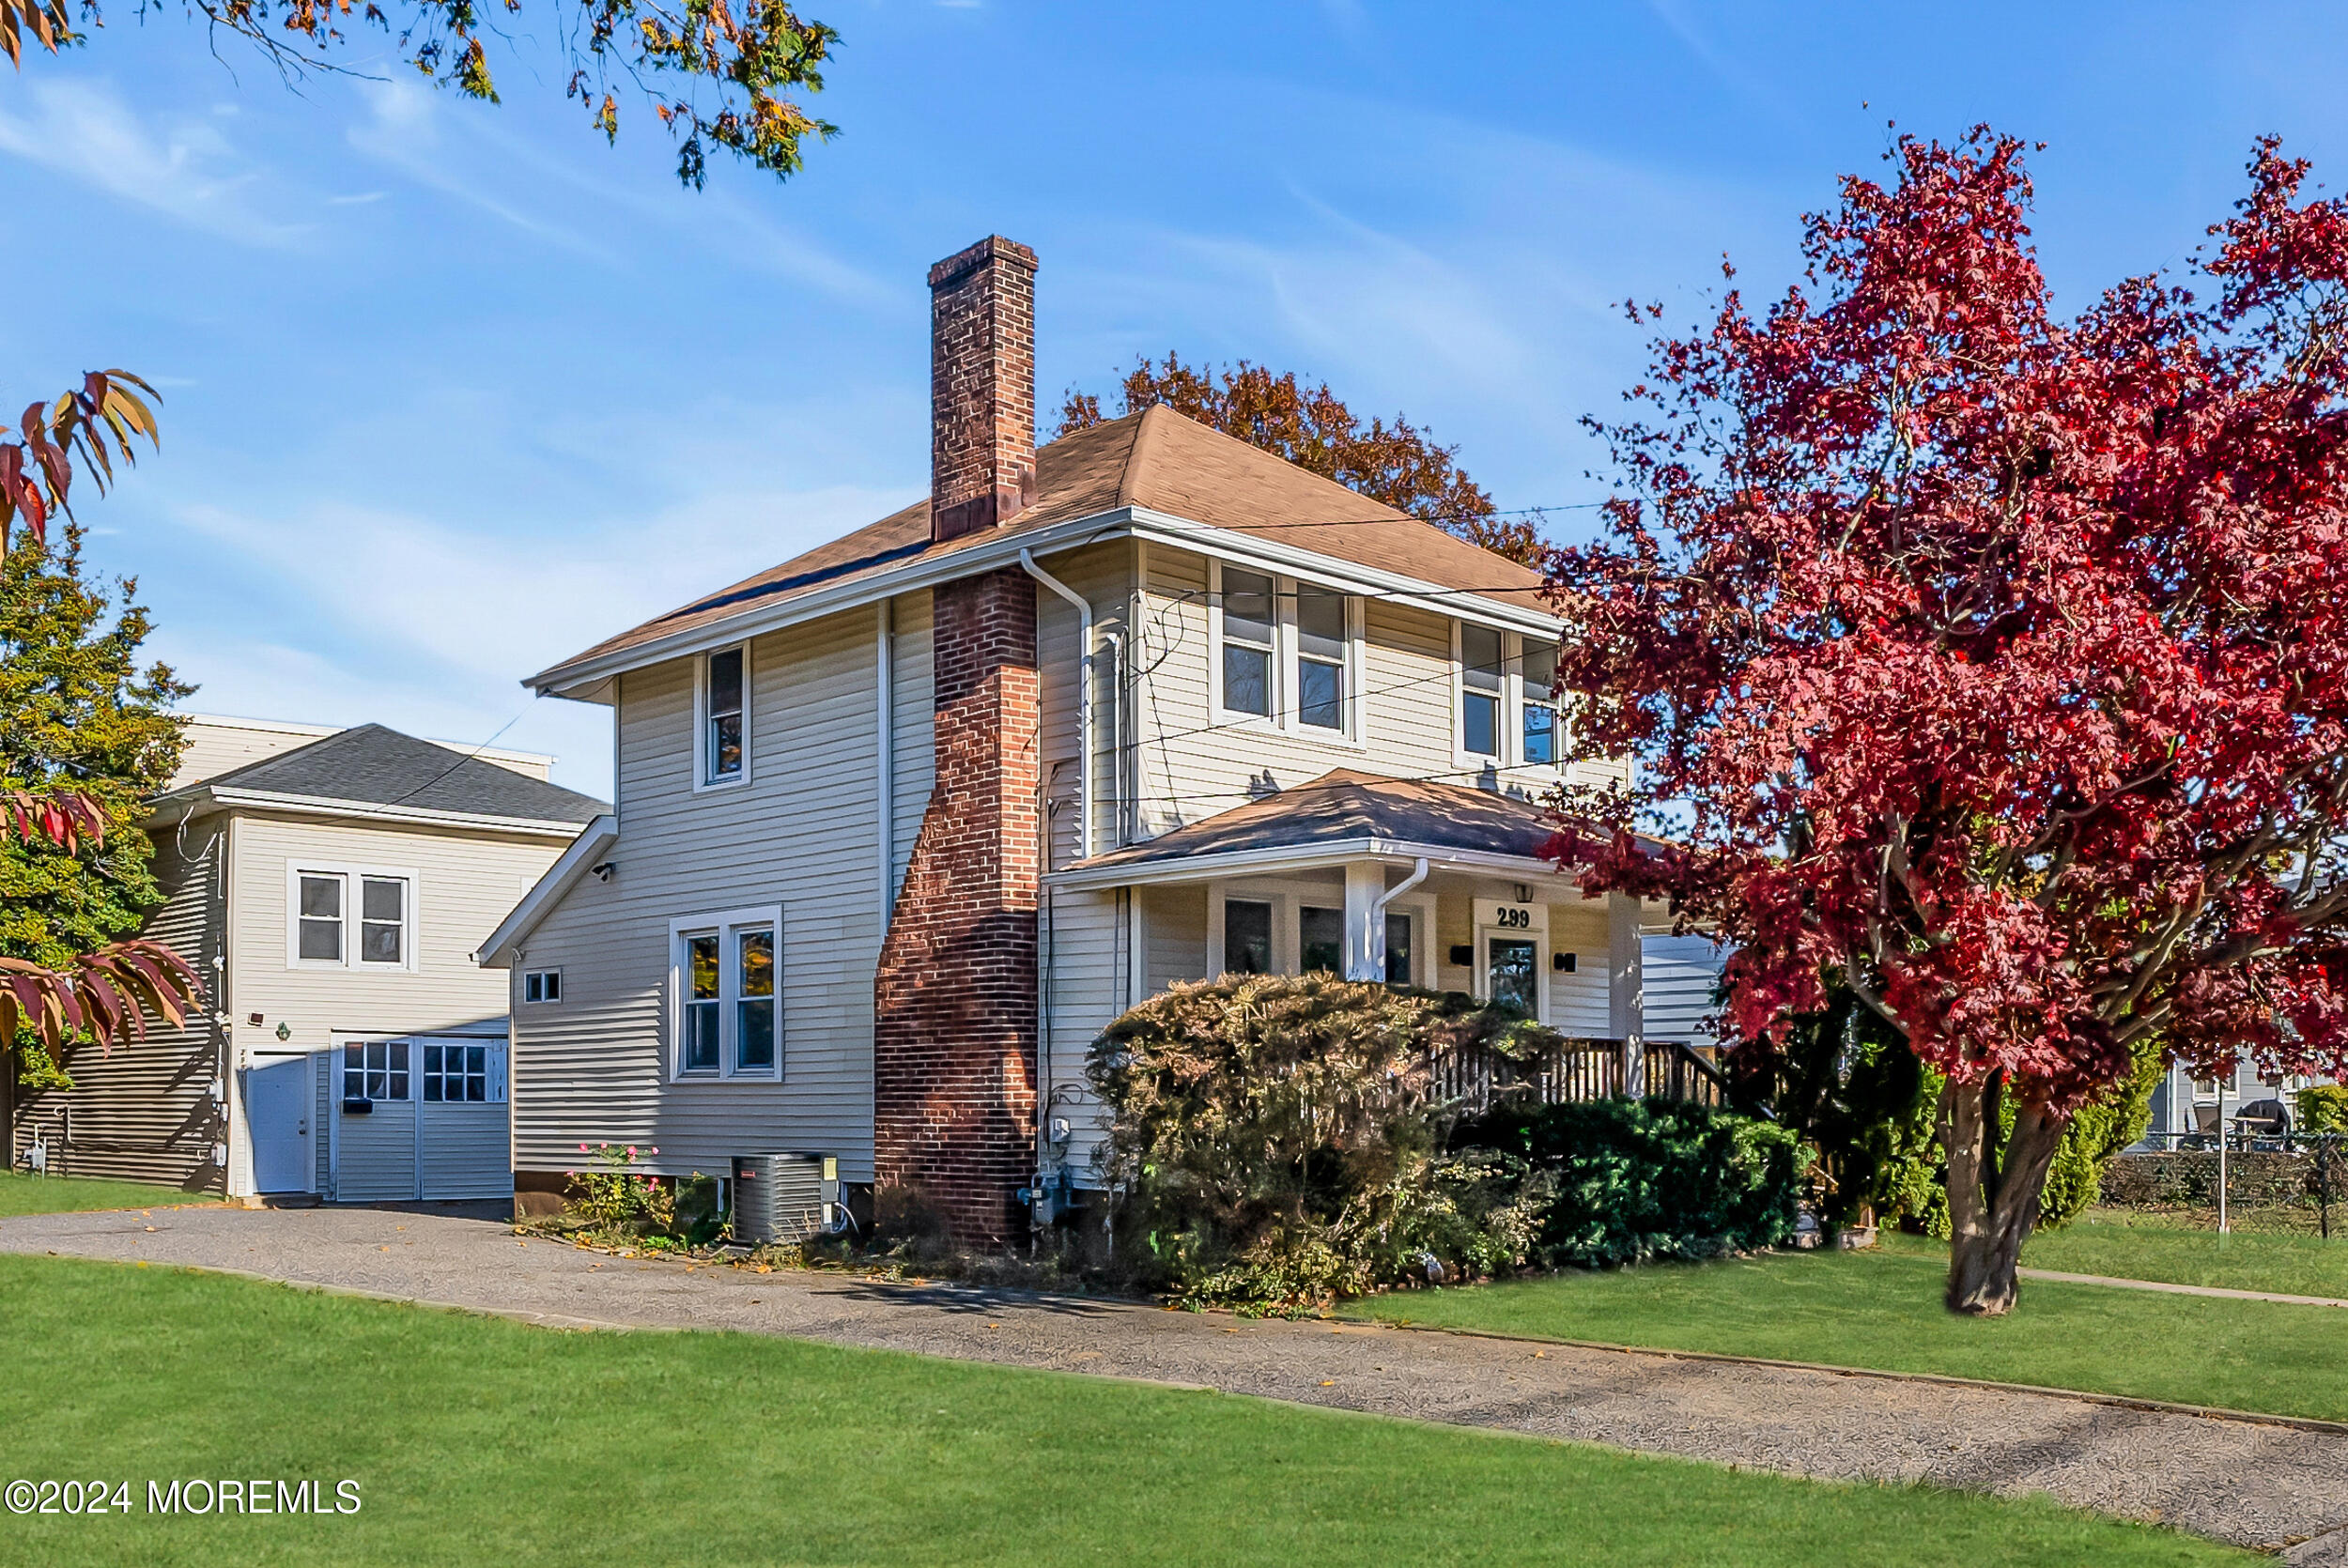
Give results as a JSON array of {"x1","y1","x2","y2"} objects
[
  {"x1": 477, "y1": 236, "x2": 1683, "y2": 1240},
  {"x1": 8, "y1": 716, "x2": 606, "y2": 1202}
]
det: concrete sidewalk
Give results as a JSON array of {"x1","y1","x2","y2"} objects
[{"x1": 6, "y1": 1203, "x2": 2346, "y2": 1560}]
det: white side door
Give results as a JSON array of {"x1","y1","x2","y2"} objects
[{"x1": 244, "y1": 1055, "x2": 313, "y2": 1193}]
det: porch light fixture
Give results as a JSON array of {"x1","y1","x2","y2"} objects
[
  {"x1": 275, "y1": 1022, "x2": 292, "y2": 1041},
  {"x1": 1448, "y1": 945, "x2": 1474, "y2": 967},
  {"x1": 1552, "y1": 952, "x2": 1577, "y2": 973}
]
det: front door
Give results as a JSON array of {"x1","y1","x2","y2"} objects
[
  {"x1": 246, "y1": 1056, "x2": 312, "y2": 1193},
  {"x1": 1488, "y1": 937, "x2": 1538, "y2": 1019}
]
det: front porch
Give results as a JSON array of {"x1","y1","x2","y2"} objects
[{"x1": 1040, "y1": 771, "x2": 1722, "y2": 1168}]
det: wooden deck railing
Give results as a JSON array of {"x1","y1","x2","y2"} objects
[{"x1": 1434, "y1": 1038, "x2": 1731, "y2": 1113}]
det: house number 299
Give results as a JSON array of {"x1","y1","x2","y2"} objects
[{"x1": 1492, "y1": 906, "x2": 1533, "y2": 930}]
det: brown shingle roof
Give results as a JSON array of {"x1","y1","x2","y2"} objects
[
  {"x1": 1068, "y1": 767, "x2": 1570, "y2": 871},
  {"x1": 532, "y1": 405, "x2": 1549, "y2": 686}
]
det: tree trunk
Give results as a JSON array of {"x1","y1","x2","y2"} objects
[{"x1": 1939, "y1": 1076, "x2": 2068, "y2": 1316}]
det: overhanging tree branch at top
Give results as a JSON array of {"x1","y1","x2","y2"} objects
[
  {"x1": 4, "y1": 0, "x2": 838, "y2": 189},
  {"x1": 1546, "y1": 127, "x2": 2348, "y2": 1316}
]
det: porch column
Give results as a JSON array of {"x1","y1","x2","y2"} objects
[
  {"x1": 1608, "y1": 892, "x2": 1645, "y2": 1094},
  {"x1": 1343, "y1": 863, "x2": 1384, "y2": 981}
]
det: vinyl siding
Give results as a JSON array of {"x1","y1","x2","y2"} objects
[
  {"x1": 1042, "y1": 887, "x2": 1121, "y2": 1183},
  {"x1": 507, "y1": 594, "x2": 933, "y2": 1186},
  {"x1": 419, "y1": 1103, "x2": 511, "y2": 1199},
  {"x1": 223, "y1": 811, "x2": 564, "y2": 1195},
  {"x1": 1143, "y1": 884, "x2": 1209, "y2": 992},
  {"x1": 335, "y1": 1099, "x2": 417, "y2": 1202},
  {"x1": 10, "y1": 830, "x2": 228, "y2": 1192},
  {"x1": 1643, "y1": 933, "x2": 1727, "y2": 1046},
  {"x1": 1128, "y1": 546, "x2": 1582, "y2": 841}
]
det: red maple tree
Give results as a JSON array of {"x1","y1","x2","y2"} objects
[{"x1": 1550, "y1": 129, "x2": 2348, "y2": 1314}]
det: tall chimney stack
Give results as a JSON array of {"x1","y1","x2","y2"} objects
[{"x1": 928, "y1": 236, "x2": 1039, "y2": 543}]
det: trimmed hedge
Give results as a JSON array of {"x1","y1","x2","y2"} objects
[{"x1": 1453, "y1": 1098, "x2": 1805, "y2": 1268}]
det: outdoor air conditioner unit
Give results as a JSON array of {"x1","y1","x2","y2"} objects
[{"x1": 731, "y1": 1153, "x2": 832, "y2": 1244}]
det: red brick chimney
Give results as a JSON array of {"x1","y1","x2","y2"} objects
[
  {"x1": 927, "y1": 235, "x2": 1039, "y2": 543},
  {"x1": 873, "y1": 238, "x2": 1043, "y2": 1243}
]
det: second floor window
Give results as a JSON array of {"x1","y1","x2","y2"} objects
[
  {"x1": 1295, "y1": 587, "x2": 1347, "y2": 731},
  {"x1": 703, "y1": 646, "x2": 746, "y2": 784},
  {"x1": 1461, "y1": 624, "x2": 1504, "y2": 757},
  {"x1": 1219, "y1": 569, "x2": 1275, "y2": 718},
  {"x1": 1522, "y1": 640, "x2": 1561, "y2": 766},
  {"x1": 292, "y1": 867, "x2": 412, "y2": 970}
]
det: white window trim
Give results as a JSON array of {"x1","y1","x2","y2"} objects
[
  {"x1": 1208, "y1": 559, "x2": 1281, "y2": 732},
  {"x1": 1207, "y1": 878, "x2": 1434, "y2": 985},
  {"x1": 285, "y1": 862, "x2": 421, "y2": 973},
  {"x1": 667, "y1": 905, "x2": 783, "y2": 1082},
  {"x1": 519, "y1": 968, "x2": 564, "y2": 1005},
  {"x1": 693, "y1": 641, "x2": 753, "y2": 792},
  {"x1": 1287, "y1": 578, "x2": 1365, "y2": 746},
  {"x1": 1454, "y1": 621, "x2": 1506, "y2": 768}
]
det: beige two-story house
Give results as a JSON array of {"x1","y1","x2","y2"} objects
[
  {"x1": 480, "y1": 236, "x2": 1671, "y2": 1240},
  {"x1": 11, "y1": 716, "x2": 605, "y2": 1201}
]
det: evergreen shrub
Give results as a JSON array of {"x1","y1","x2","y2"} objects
[{"x1": 1452, "y1": 1098, "x2": 1804, "y2": 1268}]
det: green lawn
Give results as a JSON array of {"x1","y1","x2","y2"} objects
[
  {"x1": 1348, "y1": 1244, "x2": 2348, "y2": 1423},
  {"x1": 0, "y1": 1257, "x2": 2242, "y2": 1568},
  {"x1": 1998, "y1": 1210, "x2": 2348, "y2": 1299},
  {"x1": 0, "y1": 1169, "x2": 218, "y2": 1217}
]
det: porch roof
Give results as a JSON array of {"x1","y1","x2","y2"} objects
[{"x1": 1049, "y1": 768, "x2": 1614, "y2": 890}]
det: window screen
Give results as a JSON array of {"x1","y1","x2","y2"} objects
[
  {"x1": 1461, "y1": 624, "x2": 1503, "y2": 757},
  {"x1": 736, "y1": 928, "x2": 777, "y2": 1073},
  {"x1": 1220, "y1": 570, "x2": 1275, "y2": 717},
  {"x1": 299, "y1": 874, "x2": 344, "y2": 962},
  {"x1": 359, "y1": 877, "x2": 405, "y2": 964},
  {"x1": 1224, "y1": 899, "x2": 1273, "y2": 976},
  {"x1": 1296, "y1": 588, "x2": 1346, "y2": 730},
  {"x1": 1522, "y1": 640, "x2": 1560, "y2": 765},
  {"x1": 1383, "y1": 911, "x2": 1413, "y2": 987},
  {"x1": 706, "y1": 647, "x2": 746, "y2": 779},
  {"x1": 682, "y1": 932, "x2": 721, "y2": 1071},
  {"x1": 1299, "y1": 906, "x2": 1344, "y2": 975}
]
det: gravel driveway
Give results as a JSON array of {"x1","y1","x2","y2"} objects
[{"x1": 7, "y1": 1203, "x2": 2347, "y2": 1560}]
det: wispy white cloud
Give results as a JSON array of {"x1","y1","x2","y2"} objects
[
  {"x1": 344, "y1": 79, "x2": 615, "y2": 261},
  {"x1": 0, "y1": 79, "x2": 308, "y2": 245}
]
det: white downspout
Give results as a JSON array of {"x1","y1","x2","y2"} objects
[
  {"x1": 1376, "y1": 857, "x2": 1431, "y2": 916},
  {"x1": 1019, "y1": 550, "x2": 1093, "y2": 861},
  {"x1": 876, "y1": 599, "x2": 896, "y2": 921}
]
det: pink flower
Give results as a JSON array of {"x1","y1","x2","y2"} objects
[
  {"x1": 626, "y1": 1145, "x2": 638, "y2": 1158},
  {"x1": 650, "y1": 1147, "x2": 660, "y2": 1155},
  {"x1": 579, "y1": 1143, "x2": 589, "y2": 1152}
]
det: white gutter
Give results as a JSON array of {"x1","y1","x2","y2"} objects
[
  {"x1": 524, "y1": 506, "x2": 1564, "y2": 701},
  {"x1": 150, "y1": 785, "x2": 594, "y2": 838},
  {"x1": 1019, "y1": 549, "x2": 1094, "y2": 861},
  {"x1": 1043, "y1": 838, "x2": 1582, "y2": 893}
]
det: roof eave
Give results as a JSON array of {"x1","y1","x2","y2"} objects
[
  {"x1": 197, "y1": 786, "x2": 598, "y2": 838},
  {"x1": 525, "y1": 502, "x2": 1564, "y2": 700},
  {"x1": 475, "y1": 814, "x2": 620, "y2": 966},
  {"x1": 1044, "y1": 836, "x2": 1584, "y2": 893}
]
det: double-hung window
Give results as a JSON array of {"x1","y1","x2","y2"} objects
[
  {"x1": 290, "y1": 866, "x2": 414, "y2": 970},
  {"x1": 700, "y1": 645, "x2": 748, "y2": 786},
  {"x1": 1217, "y1": 568, "x2": 1276, "y2": 719},
  {"x1": 1460, "y1": 623, "x2": 1504, "y2": 758},
  {"x1": 1295, "y1": 587, "x2": 1348, "y2": 731},
  {"x1": 1521, "y1": 639, "x2": 1562, "y2": 767},
  {"x1": 671, "y1": 908, "x2": 782, "y2": 1080}
]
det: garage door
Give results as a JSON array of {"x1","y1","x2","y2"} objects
[{"x1": 332, "y1": 1036, "x2": 509, "y2": 1203}]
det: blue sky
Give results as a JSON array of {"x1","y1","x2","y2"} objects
[{"x1": 6, "y1": 1, "x2": 2342, "y2": 795}]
